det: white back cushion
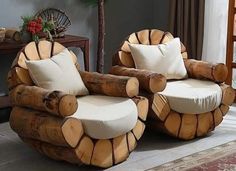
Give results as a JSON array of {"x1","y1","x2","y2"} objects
[
  {"x1": 26, "y1": 48, "x2": 89, "y2": 96},
  {"x1": 129, "y1": 38, "x2": 188, "y2": 79}
]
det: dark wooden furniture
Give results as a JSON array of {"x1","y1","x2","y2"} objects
[
  {"x1": 0, "y1": 35, "x2": 89, "y2": 110},
  {"x1": 0, "y1": 35, "x2": 90, "y2": 71},
  {"x1": 226, "y1": 0, "x2": 236, "y2": 87}
]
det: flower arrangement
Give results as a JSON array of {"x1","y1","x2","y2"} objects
[{"x1": 21, "y1": 16, "x2": 54, "y2": 42}]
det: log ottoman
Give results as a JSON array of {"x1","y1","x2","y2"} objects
[
  {"x1": 7, "y1": 40, "x2": 149, "y2": 168},
  {"x1": 110, "y1": 29, "x2": 235, "y2": 140}
]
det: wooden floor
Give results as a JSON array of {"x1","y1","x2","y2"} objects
[{"x1": 1, "y1": 106, "x2": 236, "y2": 171}]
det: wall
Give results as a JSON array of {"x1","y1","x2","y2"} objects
[{"x1": 0, "y1": 0, "x2": 168, "y2": 93}]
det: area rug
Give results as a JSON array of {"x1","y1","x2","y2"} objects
[{"x1": 148, "y1": 140, "x2": 236, "y2": 171}]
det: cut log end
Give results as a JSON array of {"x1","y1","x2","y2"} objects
[
  {"x1": 132, "y1": 96, "x2": 149, "y2": 121},
  {"x1": 213, "y1": 64, "x2": 228, "y2": 82},
  {"x1": 126, "y1": 77, "x2": 139, "y2": 97},
  {"x1": 149, "y1": 74, "x2": 167, "y2": 93},
  {"x1": 59, "y1": 95, "x2": 78, "y2": 117}
]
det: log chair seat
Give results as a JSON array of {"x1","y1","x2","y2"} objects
[
  {"x1": 110, "y1": 29, "x2": 235, "y2": 140},
  {"x1": 160, "y1": 79, "x2": 222, "y2": 114},
  {"x1": 7, "y1": 40, "x2": 149, "y2": 168},
  {"x1": 73, "y1": 95, "x2": 138, "y2": 139}
]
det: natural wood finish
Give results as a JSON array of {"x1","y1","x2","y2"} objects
[
  {"x1": 52, "y1": 42, "x2": 66, "y2": 55},
  {"x1": 164, "y1": 111, "x2": 181, "y2": 137},
  {"x1": 132, "y1": 96, "x2": 149, "y2": 121},
  {"x1": 128, "y1": 33, "x2": 139, "y2": 44},
  {"x1": 9, "y1": 85, "x2": 78, "y2": 117},
  {"x1": 127, "y1": 132, "x2": 137, "y2": 152},
  {"x1": 197, "y1": 112, "x2": 214, "y2": 137},
  {"x1": 213, "y1": 108, "x2": 223, "y2": 127},
  {"x1": 113, "y1": 135, "x2": 129, "y2": 164},
  {"x1": 220, "y1": 83, "x2": 235, "y2": 105},
  {"x1": 132, "y1": 119, "x2": 145, "y2": 140},
  {"x1": 150, "y1": 29, "x2": 165, "y2": 45},
  {"x1": 184, "y1": 59, "x2": 228, "y2": 83},
  {"x1": 5, "y1": 29, "x2": 21, "y2": 41},
  {"x1": 110, "y1": 66, "x2": 166, "y2": 93},
  {"x1": 80, "y1": 71, "x2": 139, "y2": 97},
  {"x1": 7, "y1": 67, "x2": 33, "y2": 90},
  {"x1": 220, "y1": 104, "x2": 230, "y2": 116},
  {"x1": 112, "y1": 51, "x2": 135, "y2": 68},
  {"x1": 148, "y1": 94, "x2": 170, "y2": 121},
  {"x1": 75, "y1": 136, "x2": 94, "y2": 165},
  {"x1": 137, "y1": 29, "x2": 150, "y2": 45},
  {"x1": 22, "y1": 138, "x2": 83, "y2": 164},
  {"x1": 24, "y1": 42, "x2": 40, "y2": 60},
  {"x1": 91, "y1": 139, "x2": 113, "y2": 168},
  {"x1": 120, "y1": 41, "x2": 131, "y2": 53},
  {"x1": 11, "y1": 52, "x2": 28, "y2": 69},
  {"x1": 161, "y1": 32, "x2": 174, "y2": 44},
  {"x1": 178, "y1": 114, "x2": 197, "y2": 140},
  {"x1": 38, "y1": 40, "x2": 52, "y2": 59},
  {"x1": 10, "y1": 107, "x2": 83, "y2": 147}
]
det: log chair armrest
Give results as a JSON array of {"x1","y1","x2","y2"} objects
[
  {"x1": 9, "y1": 85, "x2": 78, "y2": 117},
  {"x1": 110, "y1": 65, "x2": 166, "y2": 93},
  {"x1": 79, "y1": 71, "x2": 139, "y2": 97},
  {"x1": 184, "y1": 59, "x2": 228, "y2": 83}
]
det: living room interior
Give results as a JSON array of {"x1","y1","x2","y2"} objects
[{"x1": 0, "y1": 0, "x2": 236, "y2": 170}]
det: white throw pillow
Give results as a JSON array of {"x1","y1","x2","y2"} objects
[
  {"x1": 129, "y1": 38, "x2": 188, "y2": 79},
  {"x1": 26, "y1": 48, "x2": 89, "y2": 96}
]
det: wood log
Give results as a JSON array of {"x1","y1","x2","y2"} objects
[
  {"x1": 164, "y1": 111, "x2": 181, "y2": 137},
  {"x1": 148, "y1": 93, "x2": 170, "y2": 121},
  {"x1": 161, "y1": 32, "x2": 174, "y2": 44},
  {"x1": 184, "y1": 59, "x2": 228, "y2": 83},
  {"x1": 38, "y1": 40, "x2": 52, "y2": 59},
  {"x1": 137, "y1": 29, "x2": 150, "y2": 45},
  {"x1": 178, "y1": 114, "x2": 197, "y2": 140},
  {"x1": 150, "y1": 29, "x2": 165, "y2": 45},
  {"x1": 128, "y1": 33, "x2": 139, "y2": 44},
  {"x1": 75, "y1": 136, "x2": 94, "y2": 165},
  {"x1": 10, "y1": 85, "x2": 78, "y2": 117},
  {"x1": 52, "y1": 42, "x2": 65, "y2": 55},
  {"x1": 79, "y1": 71, "x2": 139, "y2": 97},
  {"x1": 91, "y1": 139, "x2": 113, "y2": 168},
  {"x1": 7, "y1": 67, "x2": 33, "y2": 90},
  {"x1": 220, "y1": 84, "x2": 235, "y2": 106},
  {"x1": 127, "y1": 132, "x2": 137, "y2": 152},
  {"x1": 132, "y1": 119, "x2": 145, "y2": 140},
  {"x1": 213, "y1": 108, "x2": 223, "y2": 127},
  {"x1": 112, "y1": 51, "x2": 135, "y2": 68},
  {"x1": 132, "y1": 96, "x2": 149, "y2": 121},
  {"x1": 120, "y1": 41, "x2": 131, "y2": 53},
  {"x1": 5, "y1": 29, "x2": 21, "y2": 41},
  {"x1": 110, "y1": 66, "x2": 166, "y2": 93},
  {"x1": 11, "y1": 52, "x2": 28, "y2": 69},
  {"x1": 197, "y1": 112, "x2": 214, "y2": 137},
  {"x1": 10, "y1": 107, "x2": 83, "y2": 147},
  {"x1": 24, "y1": 42, "x2": 40, "y2": 60},
  {"x1": 113, "y1": 134, "x2": 129, "y2": 164},
  {"x1": 22, "y1": 138, "x2": 82, "y2": 164},
  {"x1": 220, "y1": 104, "x2": 230, "y2": 116}
]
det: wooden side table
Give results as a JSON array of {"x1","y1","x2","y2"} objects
[{"x1": 0, "y1": 35, "x2": 90, "y2": 109}]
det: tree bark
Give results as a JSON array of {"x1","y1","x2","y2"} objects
[{"x1": 97, "y1": 0, "x2": 105, "y2": 73}]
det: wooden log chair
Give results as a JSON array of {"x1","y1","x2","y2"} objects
[
  {"x1": 7, "y1": 40, "x2": 149, "y2": 168},
  {"x1": 110, "y1": 29, "x2": 235, "y2": 140}
]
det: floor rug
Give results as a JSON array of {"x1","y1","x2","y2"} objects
[{"x1": 148, "y1": 140, "x2": 236, "y2": 171}]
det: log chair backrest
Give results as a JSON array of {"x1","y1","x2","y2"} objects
[
  {"x1": 7, "y1": 40, "x2": 79, "y2": 90},
  {"x1": 112, "y1": 29, "x2": 188, "y2": 68}
]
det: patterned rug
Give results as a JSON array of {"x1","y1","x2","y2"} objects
[{"x1": 147, "y1": 140, "x2": 236, "y2": 171}]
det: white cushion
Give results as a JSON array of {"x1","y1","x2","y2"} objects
[
  {"x1": 159, "y1": 79, "x2": 222, "y2": 114},
  {"x1": 71, "y1": 95, "x2": 138, "y2": 139},
  {"x1": 26, "y1": 48, "x2": 89, "y2": 96},
  {"x1": 129, "y1": 38, "x2": 188, "y2": 79}
]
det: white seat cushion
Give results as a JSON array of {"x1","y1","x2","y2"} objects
[
  {"x1": 159, "y1": 79, "x2": 222, "y2": 114},
  {"x1": 71, "y1": 95, "x2": 138, "y2": 139}
]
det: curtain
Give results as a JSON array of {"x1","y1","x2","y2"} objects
[
  {"x1": 201, "y1": 0, "x2": 229, "y2": 64},
  {"x1": 169, "y1": 0, "x2": 205, "y2": 60}
]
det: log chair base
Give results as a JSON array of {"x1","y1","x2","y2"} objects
[
  {"x1": 10, "y1": 96, "x2": 148, "y2": 168},
  {"x1": 146, "y1": 86, "x2": 235, "y2": 140}
]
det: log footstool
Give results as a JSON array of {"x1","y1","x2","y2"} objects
[
  {"x1": 110, "y1": 29, "x2": 235, "y2": 140},
  {"x1": 7, "y1": 41, "x2": 149, "y2": 168}
]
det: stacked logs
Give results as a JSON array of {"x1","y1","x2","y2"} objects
[
  {"x1": 111, "y1": 29, "x2": 235, "y2": 140},
  {"x1": 8, "y1": 40, "x2": 149, "y2": 168}
]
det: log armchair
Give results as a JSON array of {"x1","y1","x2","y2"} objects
[
  {"x1": 110, "y1": 29, "x2": 235, "y2": 140},
  {"x1": 7, "y1": 40, "x2": 149, "y2": 168}
]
